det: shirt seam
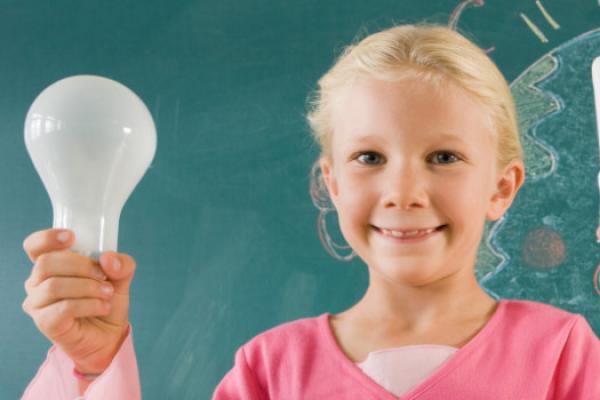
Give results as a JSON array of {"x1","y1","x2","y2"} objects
[
  {"x1": 544, "y1": 313, "x2": 584, "y2": 398},
  {"x1": 240, "y1": 346, "x2": 268, "y2": 400}
]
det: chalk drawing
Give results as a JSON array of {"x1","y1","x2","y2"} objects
[
  {"x1": 448, "y1": 0, "x2": 495, "y2": 53},
  {"x1": 520, "y1": 13, "x2": 549, "y2": 43},
  {"x1": 592, "y1": 57, "x2": 600, "y2": 226},
  {"x1": 521, "y1": 1, "x2": 560, "y2": 43},
  {"x1": 595, "y1": 264, "x2": 600, "y2": 296},
  {"x1": 480, "y1": 29, "x2": 600, "y2": 308},
  {"x1": 536, "y1": 0, "x2": 560, "y2": 29}
]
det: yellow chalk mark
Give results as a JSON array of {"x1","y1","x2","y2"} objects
[
  {"x1": 520, "y1": 13, "x2": 548, "y2": 43},
  {"x1": 536, "y1": 0, "x2": 560, "y2": 29}
]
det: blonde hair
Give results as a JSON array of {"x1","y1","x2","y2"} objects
[
  {"x1": 305, "y1": 23, "x2": 524, "y2": 260},
  {"x1": 306, "y1": 23, "x2": 523, "y2": 170}
]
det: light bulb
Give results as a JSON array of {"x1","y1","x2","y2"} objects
[{"x1": 24, "y1": 75, "x2": 157, "y2": 259}]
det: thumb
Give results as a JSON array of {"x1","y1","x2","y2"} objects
[
  {"x1": 98, "y1": 252, "x2": 136, "y2": 326},
  {"x1": 99, "y1": 252, "x2": 136, "y2": 295}
]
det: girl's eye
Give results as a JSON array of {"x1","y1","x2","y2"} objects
[
  {"x1": 355, "y1": 151, "x2": 383, "y2": 165},
  {"x1": 430, "y1": 151, "x2": 460, "y2": 165},
  {"x1": 353, "y1": 150, "x2": 461, "y2": 165}
]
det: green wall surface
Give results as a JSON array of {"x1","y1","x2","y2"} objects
[{"x1": 2, "y1": 1, "x2": 599, "y2": 398}]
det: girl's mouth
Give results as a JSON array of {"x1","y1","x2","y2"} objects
[{"x1": 371, "y1": 224, "x2": 447, "y2": 243}]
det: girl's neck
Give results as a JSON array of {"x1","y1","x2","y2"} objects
[
  {"x1": 328, "y1": 282, "x2": 499, "y2": 363},
  {"x1": 347, "y1": 270, "x2": 497, "y2": 332}
]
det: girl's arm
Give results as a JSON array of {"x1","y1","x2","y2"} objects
[
  {"x1": 213, "y1": 346, "x2": 267, "y2": 400},
  {"x1": 21, "y1": 324, "x2": 141, "y2": 400}
]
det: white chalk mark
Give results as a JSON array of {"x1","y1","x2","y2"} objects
[
  {"x1": 593, "y1": 57, "x2": 600, "y2": 156},
  {"x1": 536, "y1": 0, "x2": 560, "y2": 30},
  {"x1": 448, "y1": 1, "x2": 494, "y2": 53},
  {"x1": 448, "y1": 1, "x2": 470, "y2": 30},
  {"x1": 595, "y1": 264, "x2": 600, "y2": 296},
  {"x1": 520, "y1": 13, "x2": 549, "y2": 43},
  {"x1": 592, "y1": 56, "x2": 600, "y2": 264},
  {"x1": 593, "y1": 56, "x2": 600, "y2": 297}
]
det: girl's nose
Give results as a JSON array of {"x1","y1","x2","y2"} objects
[{"x1": 381, "y1": 166, "x2": 430, "y2": 210}]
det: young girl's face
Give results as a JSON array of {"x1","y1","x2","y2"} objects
[{"x1": 320, "y1": 76, "x2": 514, "y2": 288}]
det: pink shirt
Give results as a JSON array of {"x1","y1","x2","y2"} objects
[
  {"x1": 21, "y1": 325, "x2": 140, "y2": 400},
  {"x1": 23, "y1": 299, "x2": 600, "y2": 399}
]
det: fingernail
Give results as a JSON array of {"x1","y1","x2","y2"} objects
[
  {"x1": 101, "y1": 284, "x2": 114, "y2": 296},
  {"x1": 57, "y1": 231, "x2": 71, "y2": 243},
  {"x1": 113, "y1": 258, "x2": 121, "y2": 272}
]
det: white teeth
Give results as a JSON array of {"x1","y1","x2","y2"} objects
[{"x1": 381, "y1": 227, "x2": 436, "y2": 238}]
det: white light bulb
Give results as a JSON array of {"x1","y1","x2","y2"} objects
[{"x1": 24, "y1": 75, "x2": 157, "y2": 259}]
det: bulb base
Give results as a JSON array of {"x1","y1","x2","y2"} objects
[{"x1": 53, "y1": 204, "x2": 119, "y2": 260}]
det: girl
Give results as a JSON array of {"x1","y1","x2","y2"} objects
[{"x1": 21, "y1": 23, "x2": 600, "y2": 399}]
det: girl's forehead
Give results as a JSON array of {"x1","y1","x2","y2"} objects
[
  {"x1": 332, "y1": 79, "x2": 495, "y2": 156},
  {"x1": 331, "y1": 77, "x2": 494, "y2": 146},
  {"x1": 333, "y1": 76, "x2": 477, "y2": 117}
]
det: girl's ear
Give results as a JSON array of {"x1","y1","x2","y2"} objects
[
  {"x1": 319, "y1": 157, "x2": 339, "y2": 204},
  {"x1": 486, "y1": 159, "x2": 526, "y2": 221}
]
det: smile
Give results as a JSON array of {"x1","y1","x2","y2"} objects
[{"x1": 372, "y1": 225, "x2": 446, "y2": 243}]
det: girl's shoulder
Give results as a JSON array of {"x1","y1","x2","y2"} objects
[
  {"x1": 235, "y1": 313, "x2": 332, "y2": 370},
  {"x1": 503, "y1": 298, "x2": 580, "y2": 321},
  {"x1": 498, "y1": 298, "x2": 593, "y2": 340},
  {"x1": 241, "y1": 313, "x2": 327, "y2": 349}
]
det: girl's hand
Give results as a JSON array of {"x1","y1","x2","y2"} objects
[{"x1": 21, "y1": 228, "x2": 137, "y2": 375}]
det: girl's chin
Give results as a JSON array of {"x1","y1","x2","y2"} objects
[{"x1": 367, "y1": 263, "x2": 442, "y2": 285}]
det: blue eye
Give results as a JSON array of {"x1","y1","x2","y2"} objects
[
  {"x1": 355, "y1": 151, "x2": 383, "y2": 165},
  {"x1": 430, "y1": 151, "x2": 460, "y2": 164}
]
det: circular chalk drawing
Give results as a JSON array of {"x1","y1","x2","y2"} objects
[{"x1": 521, "y1": 227, "x2": 566, "y2": 269}]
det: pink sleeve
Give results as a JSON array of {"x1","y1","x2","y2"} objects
[
  {"x1": 550, "y1": 315, "x2": 600, "y2": 399},
  {"x1": 212, "y1": 346, "x2": 267, "y2": 400},
  {"x1": 21, "y1": 325, "x2": 141, "y2": 400}
]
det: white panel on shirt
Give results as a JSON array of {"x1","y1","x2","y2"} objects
[{"x1": 355, "y1": 345, "x2": 458, "y2": 397}]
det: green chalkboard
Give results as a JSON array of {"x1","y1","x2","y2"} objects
[{"x1": 2, "y1": 1, "x2": 599, "y2": 398}]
